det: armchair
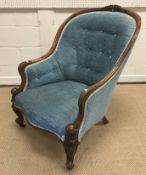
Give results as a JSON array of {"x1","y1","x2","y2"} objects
[{"x1": 11, "y1": 5, "x2": 141, "y2": 170}]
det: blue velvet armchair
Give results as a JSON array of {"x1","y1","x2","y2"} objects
[{"x1": 11, "y1": 5, "x2": 141, "y2": 170}]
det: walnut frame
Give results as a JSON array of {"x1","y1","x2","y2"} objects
[{"x1": 11, "y1": 5, "x2": 141, "y2": 170}]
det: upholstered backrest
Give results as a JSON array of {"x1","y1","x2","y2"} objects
[
  {"x1": 53, "y1": 11, "x2": 136, "y2": 85},
  {"x1": 25, "y1": 10, "x2": 136, "y2": 89}
]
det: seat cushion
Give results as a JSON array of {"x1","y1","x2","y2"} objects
[{"x1": 14, "y1": 80, "x2": 88, "y2": 141}]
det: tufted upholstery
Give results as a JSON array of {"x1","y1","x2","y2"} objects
[
  {"x1": 15, "y1": 81, "x2": 88, "y2": 140},
  {"x1": 14, "y1": 10, "x2": 137, "y2": 141},
  {"x1": 25, "y1": 11, "x2": 136, "y2": 89}
]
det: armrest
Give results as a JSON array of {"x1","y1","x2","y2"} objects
[
  {"x1": 22, "y1": 56, "x2": 64, "y2": 90},
  {"x1": 68, "y1": 61, "x2": 125, "y2": 141},
  {"x1": 78, "y1": 70, "x2": 120, "y2": 140},
  {"x1": 11, "y1": 53, "x2": 64, "y2": 99}
]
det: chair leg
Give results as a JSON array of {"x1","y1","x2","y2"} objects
[
  {"x1": 12, "y1": 104, "x2": 26, "y2": 127},
  {"x1": 64, "y1": 137, "x2": 79, "y2": 170},
  {"x1": 101, "y1": 116, "x2": 109, "y2": 124},
  {"x1": 64, "y1": 125, "x2": 79, "y2": 170}
]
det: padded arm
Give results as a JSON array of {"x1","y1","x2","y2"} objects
[
  {"x1": 23, "y1": 56, "x2": 64, "y2": 90},
  {"x1": 77, "y1": 59, "x2": 127, "y2": 141}
]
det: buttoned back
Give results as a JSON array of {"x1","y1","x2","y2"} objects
[{"x1": 54, "y1": 11, "x2": 136, "y2": 85}]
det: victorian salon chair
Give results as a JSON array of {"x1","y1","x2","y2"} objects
[{"x1": 11, "y1": 5, "x2": 141, "y2": 170}]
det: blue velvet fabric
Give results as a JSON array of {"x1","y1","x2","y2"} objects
[
  {"x1": 26, "y1": 58, "x2": 64, "y2": 89},
  {"x1": 14, "y1": 81, "x2": 87, "y2": 140},
  {"x1": 25, "y1": 11, "x2": 136, "y2": 89},
  {"x1": 78, "y1": 51, "x2": 132, "y2": 140},
  {"x1": 14, "y1": 11, "x2": 137, "y2": 141}
]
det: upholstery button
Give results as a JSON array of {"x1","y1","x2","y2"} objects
[{"x1": 109, "y1": 56, "x2": 112, "y2": 58}]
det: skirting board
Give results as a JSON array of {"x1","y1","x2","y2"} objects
[
  {"x1": 118, "y1": 75, "x2": 146, "y2": 82},
  {"x1": 0, "y1": 76, "x2": 20, "y2": 85},
  {"x1": 0, "y1": 75, "x2": 146, "y2": 85}
]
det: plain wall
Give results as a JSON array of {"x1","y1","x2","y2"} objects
[{"x1": 0, "y1": 8, "x2": 145, "y2": 84}]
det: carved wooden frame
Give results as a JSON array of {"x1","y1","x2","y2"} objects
[{"x1": 11, "y1": 5, "x2": 141, "y2": 170}]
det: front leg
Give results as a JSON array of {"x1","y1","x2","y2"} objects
[
  {"x1": 12, "y1": 104, "x2": 26, "y2": 127},
  {"x1": 64, "y1": 124, "x2": 79, "y2": 170},
  {"x1": 11, "y1": 88, "x2": 25, "y2": 127}
]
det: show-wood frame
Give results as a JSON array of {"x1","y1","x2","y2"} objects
[{"x1": 11, "y1": 5, "x2": 141, "y2": 170}]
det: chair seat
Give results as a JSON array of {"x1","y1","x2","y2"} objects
[{"x1": 14, "y1": 80, "x2": 88, "y2": 141}]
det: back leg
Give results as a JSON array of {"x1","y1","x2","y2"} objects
[{"x1": 101, "y1": 116, "x2": 109, "y2": 124}]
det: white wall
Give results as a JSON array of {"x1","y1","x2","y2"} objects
[
  {"x1": 0, "y1": 10, "x2": 41, "y2": 84},
  {"x1": 0, "y1": 8, "x2": 146, "y2": 85}
]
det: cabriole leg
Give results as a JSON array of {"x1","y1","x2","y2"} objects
[
  {"x1": 12, "y1": 104, "x2": 26, "y2": 127},
  {"x1": 64, "y1": 125, "x2": 79, "y2": 170},
  {"x1": 11, "y1": 88, "x2": 26, "y2": 127}
]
